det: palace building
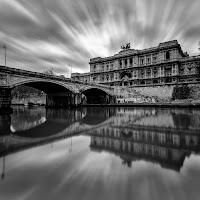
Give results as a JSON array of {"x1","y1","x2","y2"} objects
[{"x1": 72, "y1": 40, "x2": 200, "y2": 87}]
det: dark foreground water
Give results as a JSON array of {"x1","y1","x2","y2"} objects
[{"x1": 0, "y1": 106, "x2": 200, "y2": 200}]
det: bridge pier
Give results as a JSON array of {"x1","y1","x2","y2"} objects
[
  {"x1": 109, "y1": 95, "x2": 116, "y2": 104},
  {"x1": 46, "y1": 95, "x2": 73, "y2": 108},
  {"x1": 83, "y1": 93, "x2": 116, "y2": 104},
  {"x1": 46, "y1": 93, "x2": 81, "y2": 108},
  {"x1": 0, "y1": 87, "x2": 12, "y2": 113}
]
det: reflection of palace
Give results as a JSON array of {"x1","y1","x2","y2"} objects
[
  {"x1": 90, "y1": 124, "x2": 200, "y2": 171},
  {"x1": 72, "y1": 40, "x2": 200, "y2": 87}
]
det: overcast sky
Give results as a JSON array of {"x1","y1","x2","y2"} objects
[{"x1": 0, "y1": 0, "x2": 200, "y2": 77}]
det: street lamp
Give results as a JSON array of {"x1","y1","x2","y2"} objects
[
  {"x1": 3, "y1": 44, "x2": 6, "y2": 67},
  {"x1": 198, "y1": 41, "x2": 200, "y2": 53},
  {"x1": 69, "y1": 64, "x2": 72, "y2": 78}
]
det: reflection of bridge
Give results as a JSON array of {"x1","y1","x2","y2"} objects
[
  {"x1": 0, "y1": 107, "x2": 116, "y2": 156},
  {"x1": 0, "y1": 66, "x2": 115, "y2": 110},
  {"x1": 1, "y1": 121, "x2": 200, "y2": 172}
]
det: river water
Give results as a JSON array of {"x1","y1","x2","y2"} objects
[{"x1": 0, "y1": 106, "x2": 200, "y2": 200}]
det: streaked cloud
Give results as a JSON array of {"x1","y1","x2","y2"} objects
[{"x1": 0, "y1": 0, "x2": 199, "y2": 77}]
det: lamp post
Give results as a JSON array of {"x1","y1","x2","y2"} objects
[
  {"x1": 3, "y1": 44, "x2": 6, "y2": 67},
  {"x1": 198, "y1": 41, "x2": 200, "y2": 52}
]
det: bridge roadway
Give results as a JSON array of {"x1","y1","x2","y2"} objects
[{"x1": 0, "y1": 65, "x2": 115, "y2": 110}]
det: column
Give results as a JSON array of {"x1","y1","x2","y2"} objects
[
  {"x1": 74, "y1": 94, "x2": 81, "y2": 106},
  {"x1": 122, "y1": 59, "x2": 125, "y2": 69},
  {"x1": 159, "y1": 66, "x2": 162, "y2": 77},
  {"x1": 127, "y1": 58, "x2": 130, "y2": 68},
  {"x1": 117, "y1": 60, "x2": 120, "y2": 69}
]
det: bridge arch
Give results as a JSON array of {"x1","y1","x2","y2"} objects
[
  {"x1": 11, "y1": 79, "x2": 76, "y2": 107},
  {"x1": 80, "y1": 86, "x2": 115, "y2": 104},
  {"x1": 11, "y1": 79, "x2": 75, "y2": 93}
]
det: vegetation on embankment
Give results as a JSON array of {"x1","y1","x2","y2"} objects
[{"x1": 11, "y1": 85, "x2": 46, "y2": 105}]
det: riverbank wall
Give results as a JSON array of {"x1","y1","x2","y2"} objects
[{"x1": 114, "y1": 83, "x2": 200, "y2": 103}]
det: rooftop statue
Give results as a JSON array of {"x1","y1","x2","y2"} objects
[{"x1": 121, "y1": 43, "x2": 130, "y2": 50}]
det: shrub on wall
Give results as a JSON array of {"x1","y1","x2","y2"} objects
[{"x1": 172, "y1": 85, "x2": 190, "y2": 100}]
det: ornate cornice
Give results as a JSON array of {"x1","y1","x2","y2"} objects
[{"x1": 89, "y1": 40, "x2": 182, "y2": 64}]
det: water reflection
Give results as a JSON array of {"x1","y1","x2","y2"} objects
[
  {"x1": 89, "y1": 125, "x2": 200, "y2": 171},
  {"x1": 0, "y1": 107, "x2": 200, "y2": 199},
  {"x1": 11, "y1": 106, "x2": 46, "y2": 132},
  {"x1": 0, "y1": 107, "x2": 200, "y2": 155}
]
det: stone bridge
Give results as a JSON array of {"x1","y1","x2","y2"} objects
[{"x1": 0, "y1": 65, "x2": 115, "y2": 110}]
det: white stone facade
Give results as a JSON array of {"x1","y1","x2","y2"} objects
[{"x1": 72, "y1": 40, "x2": 200, "y2": 87}]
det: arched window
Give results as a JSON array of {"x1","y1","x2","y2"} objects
[
  {"x1": 166, "y1": 51, "x2": 170, "y2": 60},
  {"x1": 153, "y1": 80, "x2": 158, "y2": 84}
]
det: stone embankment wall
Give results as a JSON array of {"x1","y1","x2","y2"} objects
[
  {"x1": 133, "y1": 86, "x2": 174, "y2": 101},
  {"x1": 114, "y1": 84, "x2": 200, "y2": 103},
  {"x1": 114, "y1": 85, "x2": 174, "y2": 103}
]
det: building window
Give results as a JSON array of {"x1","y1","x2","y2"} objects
[
  {"x1": 147, "y1": 57, "x2": 151, "y2": 64},
  {"x1": 172, "y1": 65, "x2": 176, "y2": 74},
  {"x1": 166, "y1": 51, "x2": 170, "y2": 60},
  {"x1": 141, "y1": 58, "x2": 144, "y2": 65},
  {"x1": 124, "y1": 59, "x2": 127, "y2": 67},
  {"x1": 130, "y1": 58, "x2": 132, "y2": 66},
  {"x1": 110, "y1": 64, "x2": 113, "y2": 70},
  {"x1": 153, "y1": 55, "x2": 157, "y2": 63},
  {"x1": 153, "y1": 79, "x2": 158, "y2": 84},
  {"x1": 107, "y1": 75, "x2": 109, "y2": 81},
  {"x1": 110, "y1": 73, "x2": 114, "y2": 81},
  {"x1": 120, "y1": 60, "x2": 122, "y2": 67},
  {"x1": 146, "y1": 69, "x2": 151, "y2": 78}
]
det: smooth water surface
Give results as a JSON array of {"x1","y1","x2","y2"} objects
[{"x1": 0, "y1": 106, "x2": 200, "y2": 200}]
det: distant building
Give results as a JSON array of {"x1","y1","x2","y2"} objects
[{"x1": 72, "y1": 40, "x2": 200, "y2": 86}]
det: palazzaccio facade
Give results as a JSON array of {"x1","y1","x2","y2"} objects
[{"x1": 72, "y1": 40, "x2": 200, "y2": 87}]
